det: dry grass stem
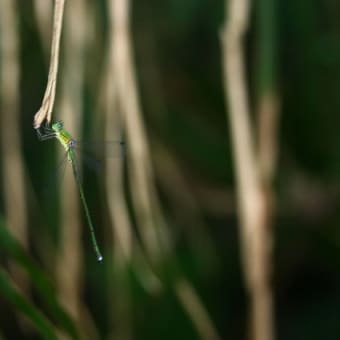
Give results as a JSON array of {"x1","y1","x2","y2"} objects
[
  {"x1": 0, "y1": 0, "x2": 28, "y2": 290},
  {"x1": 33, "y1": 0, "x2": 65, "y2": 128},
  {"x1": 110, "y1": 0, "x2": 168, "y2": 262},
  {"x1": 222, "y1": 0, "x2": 275, "y2": 339}
]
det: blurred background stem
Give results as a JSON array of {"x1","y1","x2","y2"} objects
[
  {"x1": 33, "y1": 0, "x2": 53, "y2": 57},
  {"x1": 0, "y1": 0, "x2": 28, "y2": 293},
  {"x1": 110, "y1": 0, "x2": 168, "y2": 264},
  {"x1": 222, "y1": 0, "x2": 276, "y2": 339}
]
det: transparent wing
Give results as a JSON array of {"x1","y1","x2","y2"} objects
[
  {"x1": 72, "y1": 141, "x2": 126, "y2": 159},
  {"x1": 42, "y1": 140, "x2": 125, "y2": 198},
  {"x1": 70, "y1": 141, "x2": 125, "y2": 175}
]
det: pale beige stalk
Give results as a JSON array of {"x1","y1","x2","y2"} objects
[
  {"x1": 33, "y1": 0, "x2": 65, "y2": 128},
  {"x1": 222, "y1": 1, "x2": 275, "y2": 340}
]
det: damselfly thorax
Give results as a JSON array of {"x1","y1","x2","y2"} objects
[{"x1": 56, "y1": 130, "x2": 76, "y2": 153}]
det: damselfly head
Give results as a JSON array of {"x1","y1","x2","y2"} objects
[{"x1": 52, "y1": 120, "x2": 64, "y2": 132}]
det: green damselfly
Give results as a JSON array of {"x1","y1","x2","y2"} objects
[{"x1": 35, "y1": 120, "x2": 124, "y2": 262}]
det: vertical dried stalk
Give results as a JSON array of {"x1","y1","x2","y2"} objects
[
  {"x1": 109, "y1": 0, "x2": 168, "y2": 262},
  {"x1": 0, "y1": 0, "x2": 28, "y2": 287},
  {"x1": 222, "y1": 1, "x2": 275, "y2": 340},
  {"x1": 56, "y1": 0, "x2": 86, "y2": 324},
  {"x1": 33, "y1": 0, "x2": 65, "y2": 128}
]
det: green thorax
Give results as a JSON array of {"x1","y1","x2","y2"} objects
[
  {"x1": 56, "y1": 129, "x2": 73, "y2": 152},
  {"x1": 51, "y1": 121, "x2": 75, "y2": 161}
]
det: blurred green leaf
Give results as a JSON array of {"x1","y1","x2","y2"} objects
[
  {"x1": 0, "y1": 220, "x2": 80, "y2": 340},
  {"x1": 0, "y1": 268, "x2": 58, "y2": 340}
]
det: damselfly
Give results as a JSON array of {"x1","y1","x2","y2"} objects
[{"x1": 35, "y1": 120, "x2": 124, "y2": 262}]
